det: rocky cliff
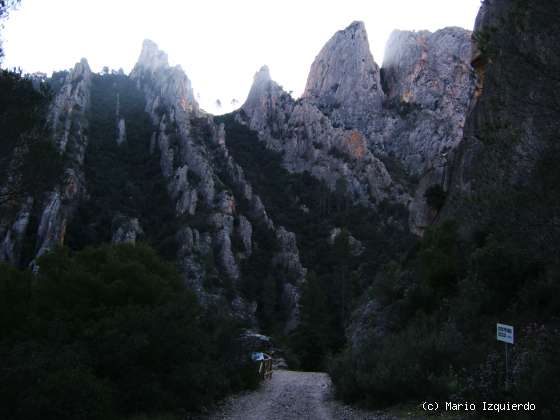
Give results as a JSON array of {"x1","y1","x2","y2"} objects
[
  {"x1": 443, "y1": 0, "x2": 560, "y2": 261},
  {"x1": 240, "y1": 63, "x2": 408, "y2": 209},
  {"x1": 239, "y1": 21, "x2": 475, "y2": 235},
  {"x1": 0, "y1": 18, "x2": 478, "y2": 336},
  {"x1": 303, "y1": 21, "x2": 384, "y2": 130},
  {"x1": 377, "y1": 27, "x2": 474, "y2": 233},
  {"x1": 379, "y1": 27, "x2": 474, "y2": 174},
  {"x1": 0, "y1": 59, "x2": 92, "y2": 265},
  {"x1": 128, "y1": 40, "x2": 307, "y2": 329}
]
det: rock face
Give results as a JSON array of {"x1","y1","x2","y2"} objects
[
  {"x1": 442, "y1": 0, "x2": 560, "y2": 262},
  {"x1": 240, "y1": 22, "x2": 475, "y2": 236},
  {"x1": 116, "y1": 118, "x2": 126, "y2": 145},
  {"x1": 0, "y1": 198, "x2": 33, "y2": 265},
  {"x1": 34, "y1": 59, "x2": 92, "y2": 261},
  {"x1": 131, "y1": 39, "x2": 199, "y2": 118},
  {"x1": 0, "y1": 59, "x2": 93, "y2": 266},
  {"x1": 329, "y1": 227, "x2": 364, "y2": 257},
  {"x1": 130, "y1": 40, "x2": 305, "y2": 331},
  {"x1": 112, "y1": 215, "x2": 143, "y2": 244},
  {"x1": 378, "y1": 27, "x2": 474, "y2": 175},
  {"x1": 303, "y1": 21, "x2": 384, "y2": 130},
  {"x1": 0, "y1": 17, "x2": 480, "y2": 337},
  {"x1": 241, "y1": 66, "x2": 409, "y2": 209},
  {"x1": 131, "y1": 41, "x2": 239, "y2": 289},
  {"x1": 374, "y1": 27, "x2": 474, "y2": 234},
  {"x1": 343, "y1": 0, "x2": 560, "y2": 361},
  {"x1": 240, "y1": 65, "x2": 294, "y2": 146},
  {"x1": 49, "y1": 58, "x2": 92, "y2": 157}
]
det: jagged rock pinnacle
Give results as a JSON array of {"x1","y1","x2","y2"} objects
[
  {"x1": 242, "y1": 65, "x2": 284, "y2": 116},
  {"x1": 71, "y1": 58, "x2": 91, "y2": 80},
  {"x1": 239, "y1": 64, "x2": 294, "y2": 136},
  {"x1": 302, "y1": 20, "x2": 383, "y2": 129},
  {"x1": 133, "y1": 39, "x2": 169, "y2": 73},
  {"x1": 130, "y1": 39, "x2": 199, "y2": 116},
  {"x1": 254, "y1": 65, "x2": 271, "y2": 82}
]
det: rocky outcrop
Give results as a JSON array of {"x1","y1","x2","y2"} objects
[
  {"x1": 49, "y1": 58, "x2": 92, "y2": 157},
  {"x1": 0, "y1": 17, "x2": 482, "y2": 340},
  {"x1": 131, "y1": 40, "x2": 233, "y2": 290},
  {"x1": 115, "y1": 92, "x2": 127, "y2": 145},
  {"x1": 131, "y1": 39, "x2": 199, "y2": 119},
  {"x1": 272, "y1": 227, "x2": 306, "y2": 282},
  {"x1": 130, "y1": 40, "x2": 305, "y2": 330},
  {"x1": 210, "y1": 191, "x2": 240, "y2": 281},
  {"x1": 442, "y1": 0, "x2": 560, "y2": 261},
  {"x1": 371, "y1": 27, "x2": 475, "y2": 234},
  {"x1": 0, "y1": 197, "x2": 33, "y2": 265},
  {"x1": 33, "y1": 59, "x2": 92, "y2": 261},
  {"x1": 237, "y1": 215, "x2": 253, "y2": 257},
  {"x1": 241, "y1": 66, "x2": 409, "y2": 209},
  {"x1": 329, "y1": 227, "x2": 364, "y2": 257},
  {"x1": 177, "y1": 226, "x2": 213, "y2": 295},
  {"x1": 0, "y1": 59, "x2": 92, "y2": 266},
  {"x1": 239, "y1": 21, "x2": 475, "y2": 237},
  {"x1": 240, "y1": 66, "x2": 291, "y2": 142},
  {"x1": 303, "y1": 21, "x2": 384, "y2": 130},
  {"x1": 116, "y1": 118, "x2": 126, "y2": 145},
  {"x1": 111, "y1": 215, "x2": 143, "y2": 244},
  {"x1": 377, "y1": 27, "x2": 474, "y2": 175}
]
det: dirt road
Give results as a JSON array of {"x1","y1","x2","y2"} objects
[{"x1": 208, "y1": 370, "x2": 397, "y2": 420}]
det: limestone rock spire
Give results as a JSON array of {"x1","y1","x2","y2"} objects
[
  {"x1": 130, "y1": 39, "x2": 199, "y2": 116},
  {"x1": 133, "y1": 39, "x2": 169, "y2": 73},
  {"x1": 302, "y1": 21, "x2": 383, "y2": 130}
]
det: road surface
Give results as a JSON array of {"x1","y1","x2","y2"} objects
[{"x1": 208, "y1": 370, "x2": 398, "y2": 420}]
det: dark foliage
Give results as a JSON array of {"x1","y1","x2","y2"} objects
[
  {"x1": 0, "y1": 243, "x2": 258, "y2": 420},
  {"x1": 0, "y1": 70, "x2": 63, "y2": 208},
  {"x1": 424, "y1": 184, "x2": 446, "y2": 211},
  {"x1": 330, "y1": 220, "x2": 560, "y2": 417},
  {"x1": 66, "y1": 73, "x2": 180, "y2": 260}
]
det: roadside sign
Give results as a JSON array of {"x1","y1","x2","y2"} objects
[{"x1": 497, "y1": 323, "x2": 514, "y2": 344}]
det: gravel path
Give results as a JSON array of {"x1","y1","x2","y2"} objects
[{"x1": 208, "y1": 370, "x2": 400, "y2": 420}]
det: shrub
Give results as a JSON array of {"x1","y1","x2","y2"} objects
[
  {"x1": 0, "y1": 243, "x2": 255, "y2": 420},
  {"x1": 330, "y1": 319, "x2": 463, "y2": 407}
]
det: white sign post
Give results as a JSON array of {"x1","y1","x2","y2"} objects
[
  {"x1": 497, "y1": 323, "x2": 514, "y2": 391},
  {"x1": 497, "y1": 323, "x2": 514, "y2": 344}
]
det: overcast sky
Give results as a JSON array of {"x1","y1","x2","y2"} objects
[{"x1": 2, "y1": 0, "x2": 481, "y2": 114}]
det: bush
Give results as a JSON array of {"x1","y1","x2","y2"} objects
[
  {"x1": 330, "y1": 319, "x2": 463, "y2": 407},
  {"x1": 418, "y1": 221, "x2": 459, "y2": 296},
  {"x1": 0, "y1": 243, "x2": 255, "y2": 420}
]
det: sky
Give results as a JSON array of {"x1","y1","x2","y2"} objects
[{"x1": 2, "y1": 0, "x2": 482, "y2": 114}]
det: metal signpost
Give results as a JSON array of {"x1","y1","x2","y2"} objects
[{"x1": 496, "y1": 323, "x2": 514, "y2": 390}]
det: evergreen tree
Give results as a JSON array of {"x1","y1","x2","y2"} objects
[
  {"x1": 259, "y1": 273, "x2": 278, "y2": 333},
  {"x1": 290, "y1": 271, "x2": 330, "y2": 370}
]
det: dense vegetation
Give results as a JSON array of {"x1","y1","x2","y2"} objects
[
  {"x1": 216, "y1": 114, "x2": 414, "y2": 370},
  {"x1": 329, "y1": 220, "x2": 560, "y2": 417},
  {"x1": 66, "y1": 72, "x2": 180, "y2": 260},
  {"x1": 0, "y1": 70, "x2": 65, "y2": 267},
  {"x1": 0, "y1": 69, "x2": 258, "y2": 419},
  {"x1": 0, "y1": 243, "x2": 257, "y2": 420},
  {"x1": 0, "y1": 70, "x2": 63, "y2": 209}
]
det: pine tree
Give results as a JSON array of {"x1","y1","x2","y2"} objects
[
  {"x1": 259, "y1": 273, "x2": 278, "y2": 333},
  {"x1": 290, "y1": 271, "x2": 330, "y2": 370}
]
